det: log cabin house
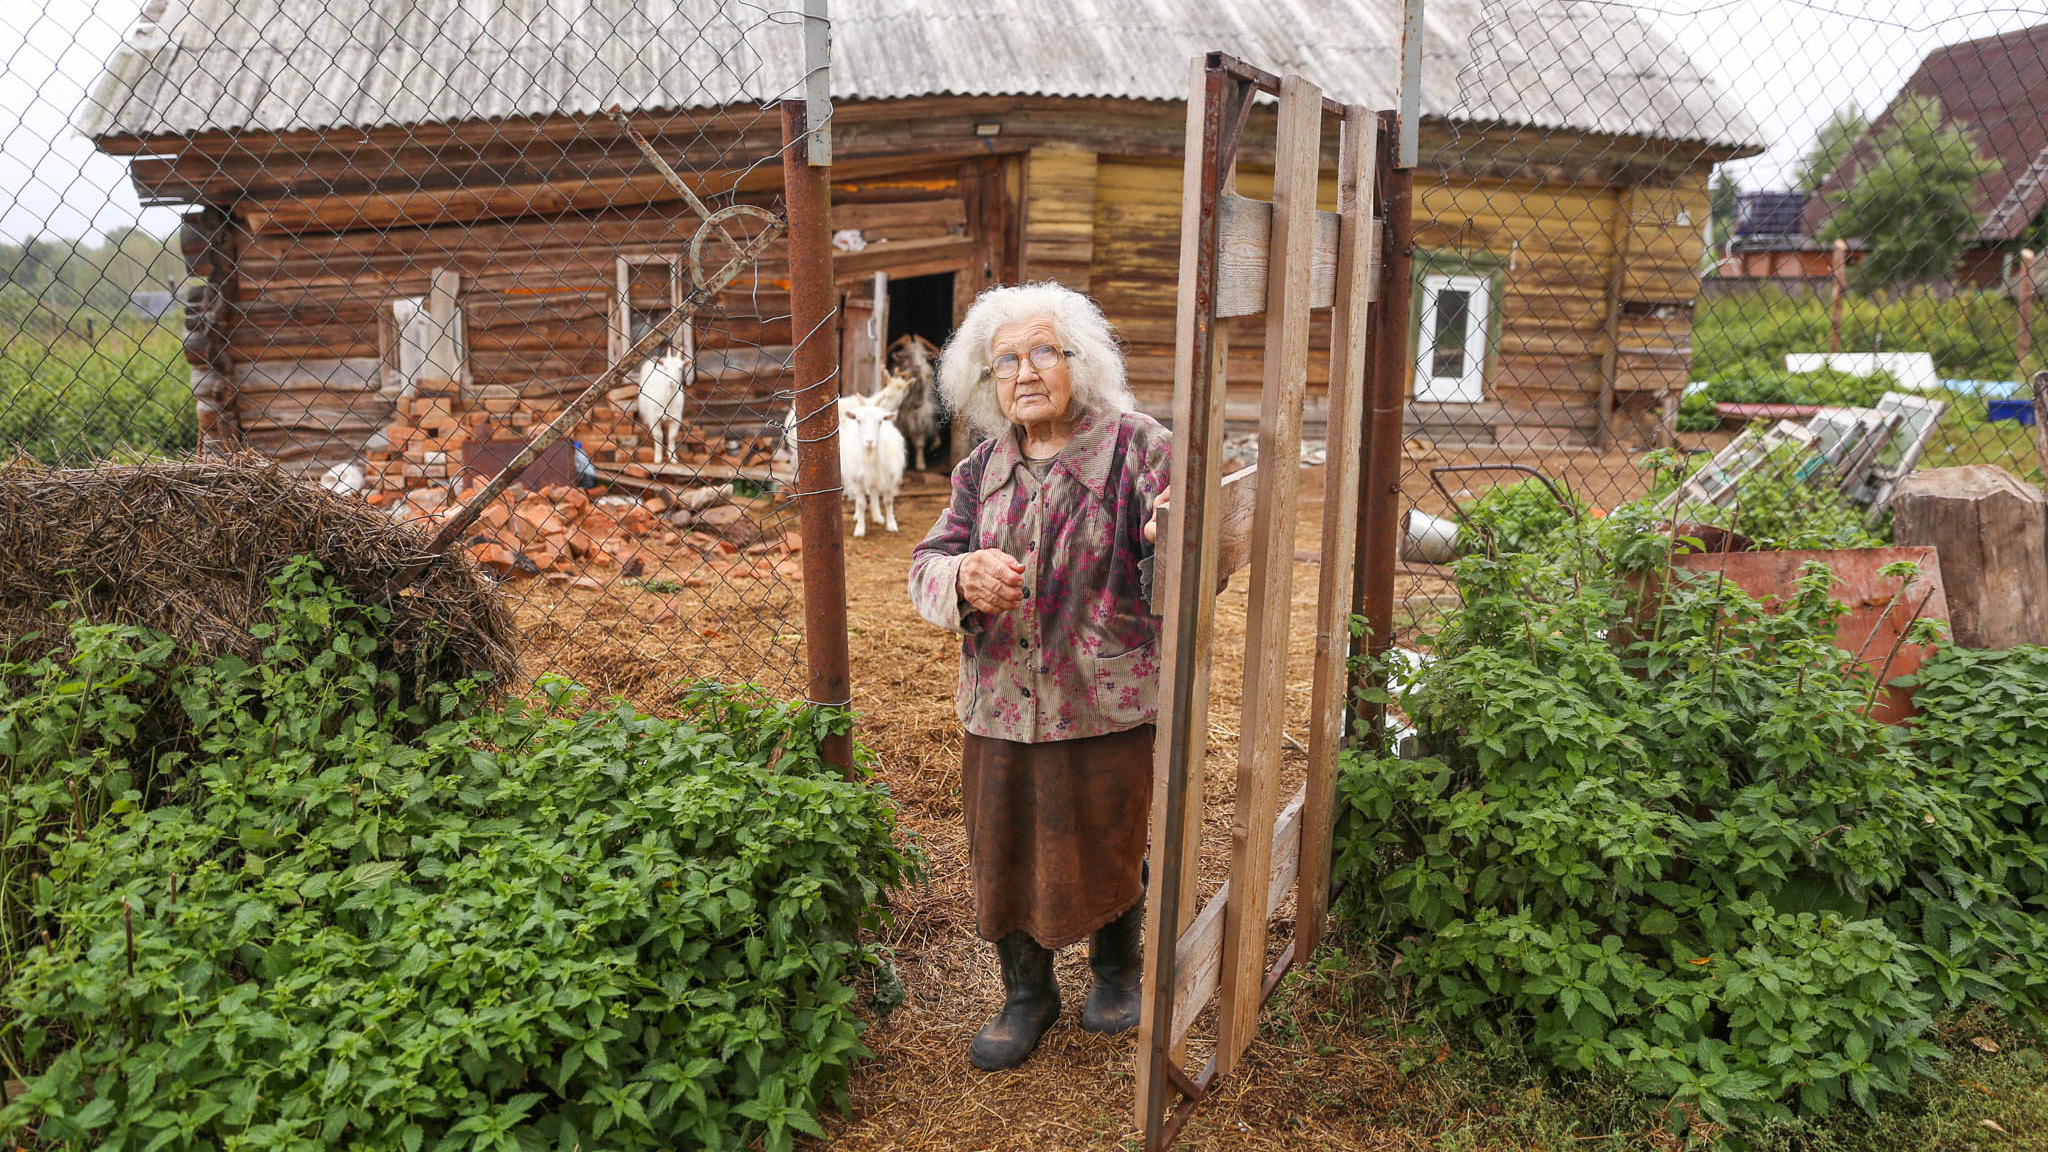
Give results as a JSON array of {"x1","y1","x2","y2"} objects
[{"x1": 79, "y1": 0, "x2": 1761, "y2": 491}]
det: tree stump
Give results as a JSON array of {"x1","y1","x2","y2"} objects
[{"x1": 1889, "y1": 465, "x2": 2048, "y2": 649}]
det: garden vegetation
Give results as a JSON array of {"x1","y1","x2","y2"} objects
[
  {"x1": 1337, "y1": 507, "x2": 2048, "y2": 1134},
  {"x1": 0, "y1": 560, "x2": 919, "y2": 1151}
]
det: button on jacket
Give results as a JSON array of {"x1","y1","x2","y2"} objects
[{"x1": 908, "y1": 410, "x2": 1172, "y2": 742}]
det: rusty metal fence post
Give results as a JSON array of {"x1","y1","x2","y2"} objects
[
  {"x1": 1354, "y1": 114, "x2": 1414, "y2": 739},
  {"x1": 782, "y1": 99, "x2": 855, "y2": 776}
]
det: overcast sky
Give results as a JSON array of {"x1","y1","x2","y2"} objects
[{"x1": 1, "y1": 0, "x2": 2043, "y2": 244}]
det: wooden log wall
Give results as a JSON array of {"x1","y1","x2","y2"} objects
[
  {"x1": 1072, "y1": 151, "x2": 1711, "y2": 444},
  {"x1": 125, "y1": 102, "x2": 1736, "y2": 468},
  {"x1": 218, "y1": 158, "x2": 971, "y2": 474},
  {"x1": 1023, "y1": 144, "x2": 1099, "y2": 290},
  {"x1": 1090, "y1": 158, "x2": 1343, "y2": 430},
  {"x1": 1615, "y1": 177, "x2": 1711, "y2": 398},
  {"x1": 1412, "y1": 179, "x2": 1618, "y2": 441}
]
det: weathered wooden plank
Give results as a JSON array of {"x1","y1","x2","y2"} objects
[
  {"x1": 1023, "y1": 144, "x2": 1099, "y2": 291},
  {"x1": 1216, "y1": 72, "x2": 1322, "y2": 1077},
  {"x1": 1147, "y1": 464, "x2": 1261, "y2": 615},
  {"x1": 1169, "y1": 786, "x2": 1306, "y2": 1045},
  {"x1": 233, "y1": 356, "x2": 383, "y2": 392},
  {"x1": 830, "y1": 236, "x2": 978, "y2": 281},
  {"x1": 1138, "y1": 57, "x2": 1229, "y2": 1128},
  {"x1": 1214, "y1": 195, "x2": 1342, "y2": 317},
  {"x1": 1297, "y1": 106, "x2": 1378, "y2": 960}
]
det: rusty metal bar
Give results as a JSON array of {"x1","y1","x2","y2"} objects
[
  {"x1": 1207, "y1": 52, "x2": 1347, "y2": 118},
  {"x1": 1426, "y1": 463, "x2": 1577, "y2": 535},
  {"x1": 1353, "y1": 111, "x2": 1412, "y2": 740},
  {"x1": 782, "y1": 98, "x2": 856, "y2": 779},
  {"x1": 609, "y1": 105, "x2": 717, "y2": 223}
]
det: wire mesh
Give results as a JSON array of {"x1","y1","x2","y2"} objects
[
  {"x1": 2, "y1": 0, "x2": 844, "y2": 708},
  {"x1": 1393, "y1": 0, "x2": 2048, "y2": 645}
]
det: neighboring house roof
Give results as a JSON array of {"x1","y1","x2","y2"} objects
[
  {"x1": 77, "y1": 0, "x2": 1763, "y2": 150},
  {"x1": 1805, "y1": 22, "x2": 2048, "y2": 244},
  {"x1": 1734, "y1": 190, "x2": 1805, "y2": 237}
]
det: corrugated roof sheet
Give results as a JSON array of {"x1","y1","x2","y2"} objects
[
  {"x1": 78, "y1": 0, "x2": 1763, "y2": 149},
  {"x1": 1805, "y1": 22, "x2": 2048, "y2": 243}
]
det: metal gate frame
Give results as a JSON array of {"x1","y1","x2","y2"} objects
[{"x1": 1135, "y1": 53, "x2": 1396, "y2": 1149}]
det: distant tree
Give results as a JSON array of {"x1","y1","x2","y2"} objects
[
  {"x1": 1798, "y1": 107, "x2": 1869, "y2": 195},
  {"x1": 92, "y1": 226, "x2": 185, "y2": 311},
  {"x1": 1819, "y1": 95, "x2": 1996, "y2": 291},
  {"x1": 1709, "y1": 170, "x2": 1739, "y2": 250}
]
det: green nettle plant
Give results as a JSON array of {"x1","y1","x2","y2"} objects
[
  {"x1": 0, "y1": 559, "x2": 919, "y2": 1152},
  {"x1": 1336, "y1": 510, "x2": 2048, "y2": 1132},
  {"x1": 1455, "y1": 479, "x2": 1586, "y2": 558}
]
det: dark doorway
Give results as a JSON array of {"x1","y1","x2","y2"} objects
[
  {"x1": 886, "y1": 272, "x2": 954, "y2": 349},
  {"x1": 885, "y1": 272, "x2": 956, "y2": 471}
]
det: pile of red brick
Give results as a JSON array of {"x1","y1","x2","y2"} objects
[{"x1": 375, "y1": 481, "x2": 800, "y2": 585}]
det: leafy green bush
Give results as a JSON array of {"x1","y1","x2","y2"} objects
[
  {"x1": 0, "y1": 559, "x2": 918, "y2": 1152},
  {"x1": 1455, "y1": 479, "x2": 1585, "y2": 557},
  {"x1": 1336, "y1": 512, "x2": 2045, "y2": 1131},
  {"x1": 1676, "y1": 388, "x2": 1721, "y2": 433},
  {"x1": 0, "y1": 322, "x2": 194, "y2": 464},
  {"x1": 1897, "y1": 646, "x2": 2048, "y2": 1013}
]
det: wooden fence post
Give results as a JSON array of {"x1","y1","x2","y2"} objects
[
  {"x1": 2018, "y1": 248, "x2": 2036, "y2": 367},
  {"x1": 1828, "y1": 238, "x2": 1848, "y2": 354}
]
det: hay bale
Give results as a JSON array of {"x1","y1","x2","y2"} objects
[{"x1": 0, "y1": 456, "x2": 519, "y2": 695}]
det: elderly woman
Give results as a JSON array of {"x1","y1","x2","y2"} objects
[{"x1": 908, "y1": 282, "x2": 1171, "y2": 1071}]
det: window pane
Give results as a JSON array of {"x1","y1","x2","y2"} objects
[{"x1": 1430, "y1": 288, "x2": 1471, "y2": 378}]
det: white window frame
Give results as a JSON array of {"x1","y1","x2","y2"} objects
[{"x1": 1414, "y1": 272, "x2": 1493, "y2": 405}]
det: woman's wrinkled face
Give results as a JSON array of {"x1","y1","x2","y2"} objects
[{"x1": 990, "y1": 318, "x2": 1073, "y2": 428}]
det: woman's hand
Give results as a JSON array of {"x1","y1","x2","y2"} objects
[
  {"x1": 958, "y1": 549, "x2": 1026, "y2": 614},
  {"x1": 1143, "y1": 491, "x2": 1169, "y2": 545}
]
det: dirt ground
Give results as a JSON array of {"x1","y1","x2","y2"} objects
[{"x1": 497, "y1": 441, "x2": 1689, "y2": 1150}]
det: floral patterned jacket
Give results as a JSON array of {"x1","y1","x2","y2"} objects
[{"x1": 908, "y1": 409, "x2": 1173, "y2": 743}]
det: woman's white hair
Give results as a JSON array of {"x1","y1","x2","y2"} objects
[{"x1": 937, "y1": 281, "x2": 1134, "y2": 440}]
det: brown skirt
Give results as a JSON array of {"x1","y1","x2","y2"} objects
[{"x1": 961, "y1": 724, "x2": 1154, "y2": 949}]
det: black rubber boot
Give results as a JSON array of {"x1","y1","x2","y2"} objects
[
  {"x1": 969, "y1": 931, "x2": 1060, "y2": 1071},
  {"x1": 1081, "y1": 898, "x2": 1144, "y2": 1034}
]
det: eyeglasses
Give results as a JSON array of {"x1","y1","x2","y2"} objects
[{"x1": 986, "y1": 343, "x2": 1074, "y2": 381}]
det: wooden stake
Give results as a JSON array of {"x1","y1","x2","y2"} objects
[
  {"x1": 2031, "y1": 370, "x2": 2048, "y2": 496},
  {"x1": 2018, "y1": 248, "x2": 2036, "y2": 367},
  {"x1": 1829, "y1": 238, "x2": 1848, "y2": 354},
  {"x1": 1137, "y1": 57, "x2": 1234, "y2": 1142},
  {"x1": 1596, "y1": 187, "x2": 1632, "y2": 450}
]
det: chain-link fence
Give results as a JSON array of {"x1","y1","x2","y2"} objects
[
  {"x1": 1391, "y1": 0, "x2": 2048, "y2": 643},
  {"x1": 11, "y1": 0, "x2": 2048, "y2": 688},
  {"x1": 3, "y1": 0, "x2": 847, "y2": 707}
]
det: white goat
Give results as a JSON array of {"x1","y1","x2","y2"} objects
[
  {"x1": 839, "y1": 388, "x2": 905, "y2": 537},
  {"x1": 886, "y1": 333, "x2": 943, "y2": 471},
  {"x1": 635, "y1": 353, "x2": 689, "y2": 465},
  {"x1": 319, "y1": 460, "x2": 365, "y2": 497}
]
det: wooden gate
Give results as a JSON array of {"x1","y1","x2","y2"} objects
[{"x1": 1136, "y1": 55, "x2": 1389, "y2": 1149}]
